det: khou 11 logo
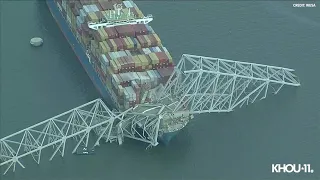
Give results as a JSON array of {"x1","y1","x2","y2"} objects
[{"x1": 272, "y1": 164, "x2": 314, "y2": 173}]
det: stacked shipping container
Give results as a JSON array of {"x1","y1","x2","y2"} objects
[{"x1": 56, "y1": 0, "x2": 175, "y2": 110}]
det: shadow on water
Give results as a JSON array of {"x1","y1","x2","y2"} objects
[{"x1": 35, "y1": 0, "x2": 100, "y2": 103}]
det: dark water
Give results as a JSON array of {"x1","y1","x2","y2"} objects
[{"x1": 1, "y1": 1, "x2": 319, "y2": 180}]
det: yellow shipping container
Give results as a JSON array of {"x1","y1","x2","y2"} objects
[
  {"x1": 103, "y1": 41, "x2": 111, "y2": 52},
  {"x1": 148, "y1": 53, "x2": 159, "y2": 64},
  {"x1": 152, "y1": 34, "x2": 161, "y2": 45},
  {"x1": 137, "y1": 55, "x2": 147, "y2": 66},
  {"x1": 99, "y1": 42, "x2": 106, "y2": 53},
  {"x1": 101, "y1": 28, "x2": 108, "y2": 39},
  {"x1": 88, "y1": 12, "x2": 99, "y2": 23},
  {"x1": 114, "y1": 59, "x2": 121, "y2": 69},
  {"x1": 125, "y1": 37, "x2": 134, "y2": 49},
  {"x1": 133, "y1": 56, "x2": 142, "y2": 67},
  {"x1": 110, "y1": 62, "x2": 117, "y2": 72},
  {"x1": 98, "y1": 29, "x2": 106, "y2": 41},
  {"x1": 107, "y1": 66, "x2": 113, "y2": 77},
  {"x1": 109, "y1": 39, "x2": 117, "y2": 51},
  {"x1": 70, "y1": 10, "x2": 76, "y2": 27},
  {"x1": 144, "y1": 35, "x2": 152, "y2": 47}
]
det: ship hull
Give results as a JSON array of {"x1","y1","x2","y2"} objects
[{"x1": 46, "y1": 0, "x2": 177, "y2": 145}]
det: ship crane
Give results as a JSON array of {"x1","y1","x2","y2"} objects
[{"x1": 0, "y1": 54, "x2": 300, "y2": 175}]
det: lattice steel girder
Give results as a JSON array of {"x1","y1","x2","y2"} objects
[
  {"x1": 0, "y1": 99, "x2": 131, "y2": 175},
  {"x1": 158, "y1": 54, "x2": 300, "y2": 114}
]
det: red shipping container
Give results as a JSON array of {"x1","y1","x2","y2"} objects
[
  {"x1": 136, "y1": 35, "x2": 147, "y2": 48},
  {"x1": 155, "y1": 52, "x2": 169, "y2": 63},
  {"x1": 113, "y1": 38, "x2": 124, "y2": 50},
  {"x1": 104, "y1": 27, "x2": 118, "y2": 39},
  {"x1": 132, "y1": 24, "x2": 149, "y2": 36},
  {"x1": 115, "y1": 25, "x2": 135, "y2": 38},
  {"x1": 71, "y1": 7, "x2": 79, "y2": 16},
  {"x1": 76, "y1": 28, "x2": 82, "y2": 36},
  {"x1": 98, "y1": 1, "x2": 114, "y2": 10},
  {"x1": 93, "y1": 31, "x2": 102, "y2": 42},
  {"x1": 119, "y1": 38, "x2": 128, "y2": 50},
  {"x1": 81, "y1": 23, "x2": 90, "y2": 32}
]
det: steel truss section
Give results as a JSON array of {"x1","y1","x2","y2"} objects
[
  {"x1": 158, "y1": 54, "x2": 301, "y2": 114},
  {"x1": 0, "y1": 99, "x2": 130, "y2": 175}
]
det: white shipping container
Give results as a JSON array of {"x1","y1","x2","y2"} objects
[
  {"x1": 90, "y1": 5, "x2": 99, "y2": 12},
  {"x1": 120, "y1": 51, "x2": 127, "y2": 57},
  {"x1": 76, "y1": 16, "x2": 82, "y2": 29},
  {"x1": 127, "y1": 87, "x2": 136, "y2": 101},
  {"x1": 101, "y1": 54, "x2": 109, "y2": 66},
  {"x1": 83, "y1": 5, "x2": 90, "y2": 13},
  {"x1": 116, "y1": 52, "x2": 122, "y2": 59},
  {"x1": 87, "y1": 5, "x2": 94, "y2": 13},
  {"x1": 131, "y1": 72, "x2": 139, "y2": 81},
  {"x1": 155, "y1": 47, "x2": 162, "y2": 52},
  {"x1": 79, "y1": 9, "x2": 86, "y2": 19},
  {"x1": 123, "y1": 1, "x2": 133, "y2": 8},
  {"x1": 153, "y1": 70, "x2": 161, "y2": 84},
  {"x1": 112, "y1": 74, "x2": 120, "y2": 87},
  {"x1": 108, "y1": 52, "x2": 115, "y2": 60},
  {"x1": 152, "y1": 70, "x2": 159, "y2": 85},
  {"x1": 142, "y1": 48, "x2": 150, "y2": 54},
  {"x1": 116, "y1": 52, "x2": 123, "y2": 59},
  {"x1": 113, "y1": 52, "x2": 119, "y2": 59}
]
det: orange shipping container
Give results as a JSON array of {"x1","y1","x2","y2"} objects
[{"x1": 101, "y1": 28, "x2": 109, "y2": 39}]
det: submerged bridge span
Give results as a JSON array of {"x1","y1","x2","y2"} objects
[{"x1": 0, "y1": 54, "x2": 300, "y2": 175}]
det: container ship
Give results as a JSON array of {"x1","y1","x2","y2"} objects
[{"x1": 46, "y1": 0, "x2": 183, "y2": 144}]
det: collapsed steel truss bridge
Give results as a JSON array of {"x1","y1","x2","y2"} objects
[{"x1": 0, "y1": 54, "x2": 300, "y2": 175}]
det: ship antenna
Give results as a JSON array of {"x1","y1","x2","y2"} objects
[{"x1": 114, "y1": 4, "x2": 122, "y2": 16}]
